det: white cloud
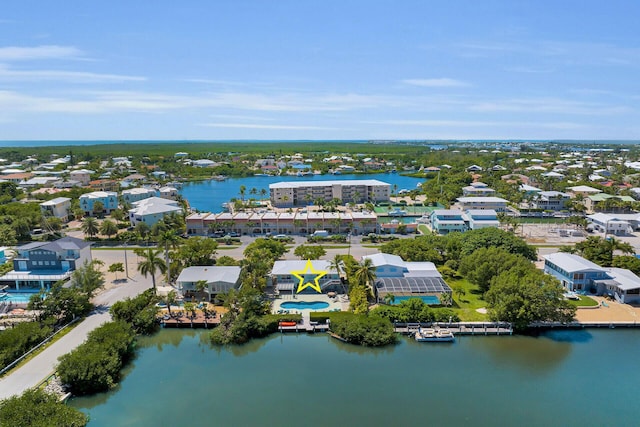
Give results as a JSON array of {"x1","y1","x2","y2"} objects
[
  {"x1": 469, "y1": 97, "x2": 631, "y2": 115},
  {"x1": 198, "y1": 123, "x2": 334, "y2": 130},
  {"x1": 402, "y1": 78, "x2": 469, "y2": 88},
  {"x1": 0, "y1": 45, "x2": 82, "y2": 61},
  {"x1": 0, "y1": 66, "x2": 145, "y2": 82}
]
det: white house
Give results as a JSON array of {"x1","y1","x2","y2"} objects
[
  {"x1": 40, "y1": 197, "x2": 72, "y2": 222},
  {"x1": 176, "y1": 266, "x2": 241, "y2": 301},
  {"x1": 128, "y1": 197, "x2": 182, "y2": 227}
]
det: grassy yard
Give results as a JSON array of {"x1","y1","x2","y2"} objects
[
  {"x1": 569, "y1": 295, "x2": 599, "y2": 307},
  {"x1": 446, "y1": 277, "x2": 489, "y2": 321},
  {"x1": 417, "y1": 224, "x2": 430, "y2": 235}
]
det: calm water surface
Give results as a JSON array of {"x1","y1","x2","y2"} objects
[
  {"x1": 180, "y1": 173, "x2": 425, "y2": 212},
  {"x1": 71, "y1": 329, "x2": 640, "y2": 427}
]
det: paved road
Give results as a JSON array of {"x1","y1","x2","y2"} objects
[{"x1": 0, "y1": 253, "x2": 152, "y2": 401}]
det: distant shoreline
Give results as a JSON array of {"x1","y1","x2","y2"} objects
[{"x1": 1, "y1": 139, "x2": 640, "y2": 148}]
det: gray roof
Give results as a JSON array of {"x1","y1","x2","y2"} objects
[
  {"x1": 605, "y1": 268, "x2": 640, "y2": 291},
  {"x1": 17, "y1": 236, "x2": 91, "y2": 252},
  {"x1": 543, "y1": 252, "x2": 604, "y2": 273},
  {"x1": 176, "y1": 266, "x2": 241, "y2": 284}
]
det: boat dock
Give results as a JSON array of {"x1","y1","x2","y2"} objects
[
  {"x1": 278, "y1": 312, "x2": 330, "y2": 333},
  {"x1": 160, "y1": 313, "x2": 221, "y2": 329},
  {"x1": 395, "y1": 322, "x2": 513, "y2": 336}
]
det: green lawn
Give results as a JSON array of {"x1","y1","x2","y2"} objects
[
  {"x1": 446, "y1": 277, "x2": 489, "y2": 321},
  {"x1": 417, "y1": 224, "x2": 430, "y2": 234},
  {"x1": 569, "y1": 295, "x2": 599, "y2": 307}
]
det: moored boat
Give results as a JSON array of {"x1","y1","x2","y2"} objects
[{"x1": 414, "y1": 328, "x2": 455, "y2": 342}]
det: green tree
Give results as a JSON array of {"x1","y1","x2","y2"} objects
[
  {"x1": 165, "y1": 290, "x2": 178, "y2": 316},
  {"x1": 92, "y1": 200, "x2": 105, "y2": 218},
  {"x1": 157, "y1": 230, "x2": 182, "y2": 282},
  {"x1": 348, "y1": 284, "x2": 369, "y2": 314},
  {"x1": 28, "y1": 283, "x2": 92, "y2": 324},
  {"x1": 100, "y1": 219, "x2": 118, "y2": 239},
  {"x1": 0, "y1": 389, "x2": 88, "y2": 427},
  {"x1": 611, "y1": 255, "x2": 640, "y2": 275},
  {"x1": 172, "y1": 236, "x2": 217, "y2": 267},
  {"x1": 134, "y1": 222, "x2": 150, "y2": 241},
  {"x1": 215, "y1": 255, "x2": 239, "y2": 266},
  {"x1": 458, "y1": 247, "x2": 532, "y2": 293},
  {"x1": 353, "y1": 257, "x2": 377, "y2": 297},
  {"x1": 0, "y1": 224, "x2": 17, "y2": 246},
  {"x1": 459, "y1": 227, "x2": 537, "y2": 260},
  {"x1": 244, "y1": 238, "x2": 287, "y2": 261},
  {"x1": 293, "y1": 244, "x2": 327, "y2": 260},
  {"x1": 69, "y1": 261, "x2": 105, "y2": 299},
  {"x1": 82, "y1": 216, "x2": 99, "y2": 238},
  {"x1": 136, "y1": 247, "x2": 167, "y2": 292},
  {"x1": 108, "y1": 262, "x2": 125, "y2": 280},
  {"x1": 485, "y1": 266, "x2": 576, "y2": 331}
]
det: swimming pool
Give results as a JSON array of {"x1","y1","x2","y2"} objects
[
  {"x1": 280, "y1": 301, "x2": 330, "y2": 310},
  {"x1": 391, "y1": 296, "x2": 441, "y2": 305},
  {"x1": 0, "y1": 292, "x2": 39, "y2": 304}
]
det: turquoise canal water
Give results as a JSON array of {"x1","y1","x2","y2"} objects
[
  {"x1": 71, "y1": 329, "x2": 640, "y2": 427},
  {"x1": 179, "y1": 173, "x2": 424, "y2": 212}
]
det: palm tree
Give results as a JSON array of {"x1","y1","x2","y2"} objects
[
  {"x1": 239, "y1": 185, "x2": 247, "y2": 203},
  {"x1": 260, "y1": 188, "x2": 268, "y2": 200},
  {"x1": 383, "y1": 293, "x2": 396, "y2": 305},
  {"x1": 165, "y1": 290, "x2": 177, "y2": 316},
  {"x1": 100, "y1": 219, "x2": 118, "y2": 239},
  {"x1": 354, "y1": 258, "x2": 377, "y2": 299},
  {"x1": 136, "y1": 247, "x2": 167, "y2": 292},
  {"x1": 82, "y1": 217, "x2": 99, "y2": 238},
  {"x1": 158, "y1": 230, "x2": 181, "y2": 283},
  {"x1": 608, "y1": 237, "x2": 634, "y2": 255},
  {"x1": 393, "y1": 184, "x2": 398, "y2": 204}
]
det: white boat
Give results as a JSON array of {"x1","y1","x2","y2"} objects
[
  {"x1": 414, "y1": 328, "x2": 455, "y2": 342},
  {"x1": 388, "y1": 209, "x2": 407, "y2": 216}
]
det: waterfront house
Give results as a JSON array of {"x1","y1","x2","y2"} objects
[
  {"x1": 531, "y1": 191, "x2": 571, "y2": 212},
  {"x1": 176, "y1": 266, "x2": 241, "y2": 302},
  {"x1": 362, "y1": 253, "x2": 452, "y2": 303},
  {"x1": 270, "y1": 260, "x2": 341, "y2": 295},
  {"x1": 584, "y1": 194, "x2": 636, "y2": 214},
  {"x1": 128, "y1": 197, "x2": 182, "y2": 227},
  {"x1": 80, "y1": 191, "x2": 119, "y2": 216},
  {"x1": 158, "y1": 186, "x2": 178, "y2": 200},
  {"x1": 566, "y1": 185, "x2": 603, "y2": 198},
  {"x1": 543, "y1": 252, "x2": 640, "y2": 303},
  {"x1": 0, "y1": 236, "x2": 92, "y2": 291},
  {"x1": 39, "y1": 197, "x2": 72, "y2": 222}
]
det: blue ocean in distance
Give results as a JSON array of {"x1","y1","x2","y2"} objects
[{"x1": 1, "y1": 140, "x2": 640, "y2": 148}]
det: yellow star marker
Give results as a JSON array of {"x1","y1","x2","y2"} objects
[{"x1": 291, "y1": 259, "x2": 327, "y2": 294}]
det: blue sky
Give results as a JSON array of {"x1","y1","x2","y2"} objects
[{"x1": 1, "y1": 0, "x2": 639, "y2": 140}]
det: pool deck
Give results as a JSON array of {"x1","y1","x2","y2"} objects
[{"x1": 272, "y1": 293, "x2": 346, "y2": 314}]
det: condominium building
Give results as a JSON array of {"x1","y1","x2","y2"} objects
[{"x1": 269, "y1": 179, "x2": 390, "y2": 207}]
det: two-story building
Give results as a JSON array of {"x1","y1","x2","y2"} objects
[
  {"x1": 121, "y1": 187, "x2": 157, "y2": 204},
  {"x1": 128, "y1": 197, "x2": 182, "y2": 227},
  {"x1": 462, "y1": 182, "x2": 496, "y2": 197},
  {"x1": 430, "y1": 209, "x2": 466, "y2": 234},
  {"x1": 531, "y1": 191, "x2": 571, "y2": 212},
  {"x1": 39, "y1": 197, "x2": 72, "y2": 222},
  {"x1": 456, "y1": 196, "x2": 508, "y2": 212},
  {"x1": 176, "y1": 266, "x2": 241, "y2": 302},
  {"x1": 0, "y1": 236, "x2": 92, "y2": 291},
  {"x1": 79, "y1": 191, "x2": 119, "y2": 216},
  {"x1": 69, "y1": 169, "x2": 94, "y2": 186},
  {"x1": 464, "y1": 209, "x2": 500, "y2": 230}
]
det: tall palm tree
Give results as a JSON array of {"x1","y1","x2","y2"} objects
[
  {"x1": 158, "y1": 230, "x2": 181, "y2": 283},
  {"x1": 260, "y1": 188, "x2": 268, "y2": 200},
  {"x1": 100, "y1": 219, "x2": 118, "y2": 239},
  {"x1": 136, "y1": 248, "x2": 167, "y2": 292},
  {"x1": 82, "y1": 217, "x2": 99, "y2": 238},
  {"x1": 354, "y1": 258, "x2": 377, "y2": 300},
  {"x1": 239, "y1": 185, "x2": 247, "y2": 203}
]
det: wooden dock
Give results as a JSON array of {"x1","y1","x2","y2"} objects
[
  {"x1": 160, "y1": 313, "x2": 221, "y2": 329},
  {"x1": 395, "y1": 322, "x2": 513, "y2": 336}
]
